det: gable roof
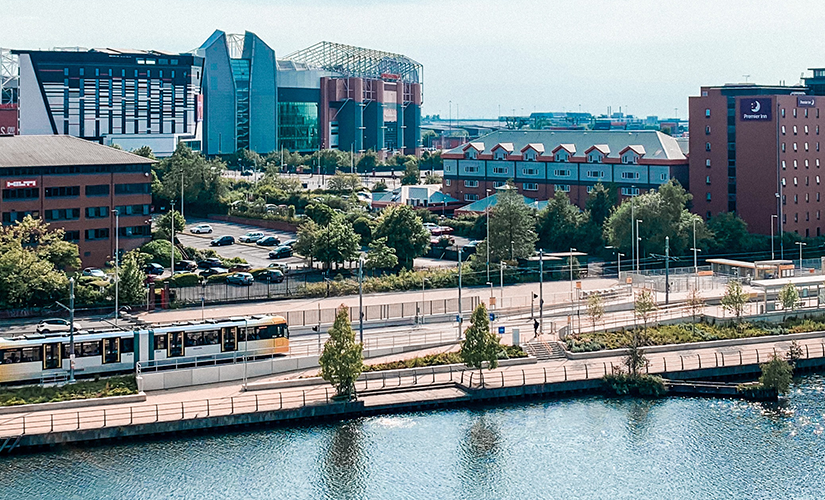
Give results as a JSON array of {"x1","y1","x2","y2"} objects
[
  {"x1": 619, "y1": 145, "x2": 646, "y2": 156},
  {"x1": 521, "y1": 143, "x2": 546, "y2": 154},
  {"x1": 490, "y1": 142, "x2": 514, "y2": 153},
  {"x1": 585, "y1": 144, "x2": 610, "y2": 156},
  {"x1": 463, "y1": 142, "x2": 485, "y2": 152},
  {"x1": 0, "y1": 135, "x2": 156, "y2": 168},
  {"x1": 552, "y1": 143, "x2": 576, "y2": 155}
]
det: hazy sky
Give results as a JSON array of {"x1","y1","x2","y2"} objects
[{"x1": 6, "y1": 0, "x2": 825, "y2": 120}]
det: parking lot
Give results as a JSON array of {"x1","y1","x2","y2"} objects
[{"x1": 178, "y1": 218, "x2": 304, "y2": 270}]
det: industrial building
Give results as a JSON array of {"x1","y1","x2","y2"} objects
[
  {"x1": 441, "y1": 130, "x2": 688, "y2": 208},
  {"x1": 0, "y1": 135, "x2": 154, "y2": 266}
]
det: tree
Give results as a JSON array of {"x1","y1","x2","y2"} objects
[
  {"x1": 314, "y1": 217, "x2": 360, "y2": 270},
  {"x1": 634, "y1": 288, "x2": 657, "y2": 337},
  {"x1": 537, "y1": 190, "x2": 583, "y2": 252},
  {"x1": 273, "y1": 176, "x2": 303, "y2": 194},
  {"x1": 356, "y1": 150, "x2": 379, "y2": 172},
  {"x1": 460, "y1": 303, "x2": 501, "y2": 375},
  {"x1": 758, "y1": 355, "x2": 793, "y2": 394},
  {"x1": 786, "y1": 340, "x2": 803, "y2": 367},
  {"x1": 0, "y1": 216, "x2": 81, "y2": 271},
  {"x1": 131, "y1": 145, "x2": 156, "y2": 159},
  {"x1": 153, "y1": 143, "x2": 227, "y2": 214},
  {"x1": 686, "y1": 287, "x2": 705, "y2": 331},
  {"x1": 305, "y1": 202, "x2": 337, "y2": 226},
  {"x1": 721, "y1": 280, "x2": 748, "y2": 321},
  {"x1": 294, "y1": 220, "x2": 320, "y2": 267},
  {"x1": 423, "y1": 172, "x2": 442, "y2": 184},
  {"x1": 586, "y1": 292, "x2": 604, "y2": 331},
  {"x1": 155, "y1": 210, "x2": 186, "y2": 240},
  {"x1": 706, "y1": 212, "x2": 750, "y2": 254},
  {"x1": 118, "y1": 250, "x2": 147, "y2": 305},
  {"x1": 319, "y1": 305, "x2": 364, "y2": 398},
  {"x1": 400, "y1": 160, "x2": 420, "y2": 185},
  {"x1": 140, "y1": 240, "x2": 183, "y2": 268},
  {"x1": 364, "y1": 237, "x2": 398, "y2": 273},
  {"x1": 352, "y1": 217, "x2": 373, "y2": 246},
  {"x1": 327, "y1": 171, "x2": 362, "y2": 193},
  {"x1": 420, "y1": 150, "x2": 443, "y2": 171},
  {"x1": 778, "y1": 283, "x2": 799, "y2": 320},
  {"x1": 371, "y1": 180, "x2": 388, "y2": 192},
  {"x1": 485, "y1": 184, "x2": 537, "y2": 261},
  {"x1": 373, "y1": 205, "x2": 430, "y2": 269},
  {"x1": 585, "y1": 183, "x2": 617, "y2": 227}
]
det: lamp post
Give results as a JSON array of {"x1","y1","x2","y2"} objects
[
  {"x1": 486, "y1": 188, "x2": 492, "y2": 282},
  {"x1": 692, "y1": 217, "x2": 698, "y2": 274},
  {"x1": 420, "y1": 277, "x2": 429, "y2": 325},
  {"x1": 358, "y1": 256, "x2": 364, "y2": 344},
  {"x1": 68, "y1": 278, "x2": 75, "y2": 383},
  {"x1": 500, "y1": 262, "x2": 505, "y2": 299},
  {"x1": 569, "y1": 247, "x2": 577, "y2": 332},
  {"x1": 170, "y1": 200, "x2": 176, "y2": 277},
  {"x1": 606, "y1": 245, "x2": 624, "y2": 279},
  {"x1": 457, "y1": 248, "x2": 463, "y2": 339},
  {"x1": 539, "y1": 249, "x2": 544, "y2": 335},
  {"x1": 796, "y1": 241, "x2": 807, "y2": 270},
  {"x1": 771, "y1": 214, "x2": 778, "y2": 260},
  {"x1": 113, "y1": 208, "x2": 119, "y2": 325},
  {"x1": 242, "y1": 318, "x2": 249, "y2": 388},
  {"x1": 635, "y1": 219, "x2": 643, "y2": 272}
]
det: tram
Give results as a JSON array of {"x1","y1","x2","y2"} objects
[{"x1": 0, "y1": 315, "x2": 289, "y2": 384}]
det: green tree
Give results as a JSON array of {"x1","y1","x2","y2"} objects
[
  {"x1": 537, "y1": 190, "x2": 583, "y2": 252},
  {"x1": 305, "y1": 202, "x2": 337, "y2": 226},
  {"x1": 140, "y1": 240, "x2": 183, "y2": 268},
  {"x1": 485, "y1": 184, "x2": 537, "y2": 261},
  {"x1": 352, "y1": 217, "x2": 373, "y2": 245},
  {"x1": 706, "y1": 212, "x2": 754, "y2": 254},
  {"x1": 294, "y1": 220, "x2": 320, "y2": 267},
  {"x1": 400, "y1": 160, "x2": 420, "y2": 185},
  {"x1": 586, "y1": 292, "x2": 604, "y2": 331},
  {"x1": 420, "y1": 150, "x2": 443, "y2": 171},
  {"x1": 585, "y1": 182, "x2": 617, "y2": 227},
  {"x1": 364, "y1": 237, "x2": 398, "y2": 272},
  {"x1": 308, "y1": 150, "x2": 348, "y2": 175},
  {"x1": 356, "y1": 150, "x2": 379, "y2": 172},
  {"x1": 272, "y1": 176, "x2": 303, "y2": 194},
  {"x1": 319, "y1": 305, "x2": 364, "y2": 398},
  {"x1": 131, "y1": 145, "x2": 156, "y2": 159},
  {"x1": 421, "y1": 130, "x2": 438, "y2": 149},
  {"x1": 373, "y1": 205, "x2": 430, "y2": 269},
  {"x1": 758, "y1": 355, "x2": 793, "y2": 394},
  {"x1": 721, "y1": 280, "x2": 748, "y2": 321},
  {"x1": 786, "y1": 340, "x2": 804, "y2": 367},
  {"x1": 327, "y1": 171, "x2": 362, "y2": 193},
  {"x1": 0, "y1": 216, "x2": 81, "y2": 270},
  {"x1": 155, "y1": 210, "x2": 186, "y2": 240},
  {"x1": 314, "y1": 217, "x2": 360, "y2": 270},
  {"x1": 460, "y1": 303, "x2": 501, "y2": 375},
  {"x1": 154, "y1": 143, "x2": 227, "y2": 214},
  {"x1": 371, "y1": 180, "x2": 388, "y2": 192},
  {"x1": 118, "y1": 250, "x2": 147, "y2": 305},
  {"x1": 423, "y1": 172, "x2": 443, "y2": 184},
  {"x1": 778, "y1": 283, "x2": 799, "y2": 320},
  {"x1": 634, "y1": 288, "x2": 657, "y2": 337}
]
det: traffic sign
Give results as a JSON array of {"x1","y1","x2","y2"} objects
[
  {"x1": 456, "y1": 315, "x2": 463, "y2": 323},
  {"x1": 498, "y1": 326, "x2": 505, "y2": 334},
  {"x1": 489, "y1": 313, "x2": 496, "y2": 321}
]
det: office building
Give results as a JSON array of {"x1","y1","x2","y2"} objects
[
  {"x1": 0, "y1": 135, "x2": 154, "y2": 266},
  {"x1": 441, "y1": 130, "x2": 688, "y2": 208},
  {"x1": 689, "y1": 82, "x2": 825, "y2": 237}
]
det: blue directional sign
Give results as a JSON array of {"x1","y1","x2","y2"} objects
[
  {"x1": 498, "y1": 326, "x2": 505, "y2": 334},
  {"x1": 456, "y1": 315, "x2": 462, "y2": 323},
  {"x1": 489, "y1": 313, "x2": 496, "y2": 321}
]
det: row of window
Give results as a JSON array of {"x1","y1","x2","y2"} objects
[
  {"x1": 0, "y1": 165, "x2": 150, "y2": 176},
  {"x1": 1, "y1": 184, "x2": 151, "y2": 201},
  {"x1": 463, "y1": 155, "x2": 640, "y2": 165},
  {"x1": 0, "y1": 338, "x2": 135, "y2": 365},
  {"x1": 152, "y1": 325, "x2": 288, "y2": 351},
  {"x1": 706, "y1": 108, "x2": 821, "y2": 119},
  {"x1": 782, "y1": 158, "x2": 822, "y2": 169},
  {"x1": 459, "y1": 174, "x2": 664, "y2": 190},
  {"x1": 780, "y1": 142, "x2": 821, "y2": 153}
]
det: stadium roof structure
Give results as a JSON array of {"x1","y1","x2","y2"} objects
[{"x1": 283, "y1": 41, "x2": 422, "y2": 84}]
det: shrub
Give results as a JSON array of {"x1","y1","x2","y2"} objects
[
  {"x1": 0, "y1": 375, "x2": 138, "y2": 406},
  {"x1": 603, "y1": 373, "x2": 667, "y2": 397},
  {"x1": 206, "y1": 273, "x2": 230, "y2": 283},
  {"x1": 157, "y1": 272, "x2": 200, "y2": 288}
]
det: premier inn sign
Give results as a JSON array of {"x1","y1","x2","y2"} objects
[{"x1": 740, "y1": 98, "x2": 772, "y2": 121}]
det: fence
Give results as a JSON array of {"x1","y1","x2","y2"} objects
[{"x1": 2, "y1": 339, "x2": 819, "y2": 439}]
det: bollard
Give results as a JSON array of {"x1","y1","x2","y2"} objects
[
  {"x1": 585, "y1": 364, "x2": 588, "y2": 379},
  {"x1": 739, "y1": 351, "x2": 743, "y2": 365},
  {"x1": 414, "y1": 373, "x2": 418, "y2": 385},
  {"x1": 603, "y1": 362, "x2": 607, "y2": 376},
  {"x1": 663, "y1": 357, "x2": 667, "y2": 372},
  {"x1": 302, "y1": 391, "x2": 306, "y2": 407},
  {"x1": 181, "y1": 402, "x2": 184, "y2": 419},
  {"x1": 697, "y1": 354, "x2": 701, "y2": 369},
  {"x1": 461, "y1": 371, "x2": 464, "y2": 384},
  {"x1": 77, "y1": 412, "x2": 80, "y2": 430},
  {"x1": 544, "y1": 367, "x2": 547, "y2": 384},
  {"x1": 231, "y1": 397, "x2": 235, "y2": 415},
  {"x1": 207, "y1": 400, "x2": 210, "y2": 417},
  {"x1": 365, "y1": 376, "x2": 369, "y2": 391},
  {"x1": 522, "y1": 370, "x2": 526, "y2": 386},
  {"x1": 564, "y1": 366, "x2": 567, "y2": 381},
  {"x1": 103, "y1": 409, "x2": 107, "y2": 427},
  {"x1": 449, "y1": 365, "x2": 453, "y2": 382},
  {"x1": 155, "y1": 405, "x2": 159, "y2": 422},
  {"x1": 50, "y1": 414, "x2": 54, "y2": 433},
  {"x1": 22, "y1": 416, "x2": 25, "y2": 435},
  {"x1": 501, "y1": 372, "x2": 505, "y2": 387},
  {"x1": 680, "y1": 356, "x2": 684, "y2": 370},
  {"x1": 469, "y1": 372, "x2": 474, "y2": 387},
  {"x1": 756, "y1": 350, "x2": 760, "y2": 363},
  {"x1": 280, "y1": 392, "x2": 283, "y2": 410},
  {"x1": 721, "y1": 353, "x2": 725, "y2": 367},
  {"x1": 326, "y1": 388, "x2": 329, "y2": 403},
  {"x1": 432, "y1": 368, "x2": 436, "y2": 384},
  {"x1": 130, "y1": 407, "x2": 134, "y2": 425},
  {"x1": 255, "y1": 395, "x2": 259, "y2": 412},
  {"x1": 715, "y1": 353, "x2": 718, "y2": 367},
  {"x1": 806, "y1": 344, "x2": 810, "y2": 359}
]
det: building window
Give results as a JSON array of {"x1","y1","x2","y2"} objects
[
  {"x1": 705, "y1": 142, "x2": 711, "y2": 152},
  {"x1": 115, "y1": 204, "x2": 150, "y2": 216},
  {"x1": 492, "y1": 166, "x2": 508, "y2": 174},
  {"x1": 493, "y1": 181, "x2": 505, "y2": 188},
  {"x1": 464, "y1": 166, "x2": 479, "y2": 173},
  {"x1": 706, "y1": 176, "x2": 711, "y2": 185},
  {"x1": 817, "y1": 176, "x2": 821, "y2": 185},
  {"x1": 523, "y1": 183, "x2": 538, "y2": 191},
  {"x1": 782, "y1": 160, "x2": 786, "y2": 170},
  {"x1": 2, "y1": 188, "x2": 39, "y2": 200},
  {"x1": 493, "y1": 151, "x2": 507, "y2": 161},
  {"x1": 465, "y1": 150, "x2": 477, "y2": 160},
  {"x1": 85, "y1": 228, "x2": 110, "y2": 241},
  {"x1": 85, "y1": 206, "x2": 109, "y2": 219},
  {"x1": 119, "y1": 225, "x2": 152, "y2": 238},
  {"x1": 621, "y1": 172, "x2": 640, "y2": 179},
  {"x1": 277, "y1": 102, "x2": 319, "y2": 152},
  {"x1": 464, "y1": 194, "x2": 479, "y2": 202},
  {"x1": 818, "y1": 159, "x2": 821, "y2": 168},
  {"x1": 522, "y1": 168, "x2": 537, "y2": 176},
  {"x1": 586, "y1": 170, "x2": 603, "y2": 178},
  {"x1": 44, "y1": 186, "x2": 80, "y2": 198},
  {"x1": 795, "y1": 213, "x2": 799, "y2": 222},
  {"x1": 621, "y1": 187, "x2": 640, "y2": 196},
  {"x1": 806, "y1": 143, "x2": 810, "y2": 152},
  {"x1": 806, "y1": 159, "x2": 810, "y2": 168},
  {"x1": 781, "y1": 143, "x2": 786, "y2": 152},
  {"x1": 794, "y1": 194, "x2": 798, "y2": 203},
  {"x1": 114, "y1": 183, "x2": 151, "y2": 195},
  {"x1": 660, "y1": 173, "x2": 667, "y2": 181},
  {"x1": 794, "y1": 143, "x2": 798, "y2": 152},
  {"x1": 805, "y1": 125, "x2": 809, "y2": 135},
  {"x1": 45, "y1": 208, "x2": 80, "y2": 221},
  {"x1": 794, "y1": 109, "x2": 798, "y2": 118},
  {"x1": 818, "y1": 211, "x2": 821, "y2": 220},
  {"x1": 553, "y1": 169, "x2": 571, "y2": 177},
  {"x1": 705, "y1": 108, "x2": 711, "y2": 117},
  {"x1": 794, "y1": 160, "x2": 798, "y2": 169},
  {"x1": 782, "y1": 178, "x2": 786, "y2": 186},
  {"x1": 705, "y1": 159, "x2": 711, "y2": 167},
  {"x1": 705, "y1": 126, "x2": 711, "y2": 135},
  {"x1": 554, "y1": 184, "x2": 570, "y2": 192},
  {"x1": 794, "y1": 125, "x2": 798, "y2": 135},
  {"x1": 706, "y1": 193, "x2": 711, "y2": 202},
  {"x1": 63, "y1": 230, "x2": 80, "y2": 241},
  {"x1": 782, "y1": 125, "x2": 786, "y2": 135},
  {"x1": 2, "y1": 211, "x2": 38, "y2": 224},
  {"x1": 588, "y1": 154, "x2": 602, "y2": 163},
  {"x1": 464, "y1": 180, "x2": 478, "y2": 188},
  {"x1": 781, "y1": 108, "x2": 786, "y2": 117},
  {"x1": 85, "y1": 184, "x2": 110, "y2": 197},
  {"x1": 444, "y1": 179, "x2": 451, "y2": 186}
]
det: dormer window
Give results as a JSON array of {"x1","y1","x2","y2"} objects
[
  {"x1": 589, "y1": 153, "x2": 603, "y2": 163},
  {"x1": 622, "y1": 153, "x2": 638, "y2": 164},
  {"x1": 523, "y1": 150, "x2": 536, "y2": 161},
  {"x1": 465, "y1": 149, "x2": 477, "y2": 160},
  {"x1": 555, "y1": 151, "x2": 568, "y2": 163},
  {"x1": 494, "y1": 150, "x2": 507, "y2": 161}
]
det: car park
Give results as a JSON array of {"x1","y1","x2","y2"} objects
[
  {"x1": 172, "y1": 260, "x2": 198, "y2": 272},
  {"x1": 254, "y1": 269, "x2": 284, "y2": 283},
  {"x1": 190, "y1": 224, "x2": 213, "y2": 234},
  {"x1": 210, "y1": 235, "x2": 235, "y2": 246},
  {"x1": 226, "y1": 272, "x2": 254, "y2": 286},
  {"x1": 199, "y1": 266, "x2": 228, "y2": 278},
  {"x1": 256, "y1": 236, "x2": 281, "y2": 246},
  {"x1": 280, "y1": 238, "x2": 297, "y2": 248},
  {"x1": 238, "y1": 231, "x2": 265, "y2": 243},
  {"x1": 144, "y1": 263, "x2": 164, "y2": 275},
  {"x1": 82, "y1": 267, "x2": 108, "y2": 279},
  {"x1": 36, "y1": 319, "x2": 73, "y2": 334},
  {"x1": 267, "y1": 262, "x2": 290, "y2": 274},
  {"x1": 269, "y1": 246, "x2": 293, "y2": 259},
  {"x1": 197, "y1": 257, "x2": 223, "y2": 269}
]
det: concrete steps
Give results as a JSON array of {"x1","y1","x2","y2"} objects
[{"x1": 524, "y1": 339, "x2": 566, "y2": 361}]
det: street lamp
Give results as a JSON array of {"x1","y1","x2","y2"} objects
[
  {"x1": 457, "y1": 248, "x2": 463, "y2": 339},
  {"x1": 539, "y1": 249, "x2": 544, "y2": 335},
  {"x1": 170, "y1": 200, "x2": 176, "y2": 278},
  {"x1": 692, "y1": 217, "x2": 698, "y2": 274},
  {"x1": 635, "y1": 219, "x2": 643, "y2": 272},
  {"x1": 606, "y1": 246, "x2": 624, "y2": 279},
  {"x1": 113, "y1": 209, "x2": 119, "y2": 325},
  {"x1": 486, "y1": 188, "x2": 492, "y2": 282},
  {"x1": 242, "y1": 318, "x2": 249, "y2": 388},
  {"x1": 771, "y1": 214, "x2": 778, "y2": 260},
  {"x1": 420, "y1": 277, "x2": 430, "y2": 325},
  {"x1": 500, "y1": 262, "x2": 506, "y2": 299},
  {"x1": 358, "y1": 256, "x2": 364, "y2": 344},
  {"x1": 796, "y1": 241, "x2": 807, "y2": 270},
  {"x1": 569, "y1": 247, "x2": 577, "y2": 333}
]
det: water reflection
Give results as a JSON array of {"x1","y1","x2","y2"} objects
[
  {"x1": 623, "y1": 398, "x2": 656, "y2": 442},
  {"x1": 458, "y1": 414, "x2": 502, "y2": 497},
  {"x1": 320, "y1": 420, "x2": 366, "y2": 500}
]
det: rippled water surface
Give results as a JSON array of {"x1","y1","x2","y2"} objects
[{"x1": 3, "y1": 375, "x2": 825, "y2": 500}]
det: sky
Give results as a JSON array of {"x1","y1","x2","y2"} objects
[{"x1": 5, "y1": 0, "x2": 825, "y2": 120}]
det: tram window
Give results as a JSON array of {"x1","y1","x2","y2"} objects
[
  {"x1": 246, "y1": 327, "x2": 261, "y2": 341},
  {"x1": 203, "y1": 330, "x2": 219, "y2": 345},
  {"x1": 104, "y1": 340, "x2": 119, "y2": 364},
  {"x1": 1, "y1": 349, "x2": 21, "y2": 364},
  {"x1": 120, "y1": 337, "x2": 134, "y2": 353},
  {"x1": 277, "y1": 324, "x2": 289, "y2": 338},
  {"x1": 21, "y1": 347, "x2": 42, "y2": 363},
  {"x1": 185, "y1": 332, "x2": 203, "y2": 347},
  {"x1": 154, "y1": 335, "x2": 167, "y2": 351},
  {"x1": 80, "y1": 341, "x2": 101, "y2": 357}
]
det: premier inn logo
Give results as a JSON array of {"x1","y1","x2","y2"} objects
[
  {"x1": 5, "y1": 179, "x2": 37, "y2": 189},
  {"x1": 740, "y1": 98, "x2": 772, "y2": 121}
]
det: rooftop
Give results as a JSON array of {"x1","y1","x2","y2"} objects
[
  {"x1": 0, "y1": 135, "x2": 156, "y2": 168},
  {"x1": 283, "y1": 41, "x2": 422, "y2": 84}
]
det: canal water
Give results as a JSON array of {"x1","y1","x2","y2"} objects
[{"x1": 3, "y1": 375, "x2": 825, "y2": 500}]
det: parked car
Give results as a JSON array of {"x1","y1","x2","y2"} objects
[
  {"x1": 432, "y1": 225, "x2": 454, "y2": 236},
  {"x1": 172, "y1": 260, "x2": 197, "y2": 272},
  {"x1": 462, "y1": 240, "x2": 481, "y2": 255},
  {"x1": 280, "y1": 238, "x2": 297, "y2": 248},
  {"x1": 190, "y1": 224, "x2": 213, "y2": 234},
  {"x1": 269, "y1": 246, "x2": 293, "y2": 259},
  {"x1": 197, "y1": 257, "x2": 223, "y2": 269},
  {"x1": 423, "y1": 222, "x2": 439, "y2": 233},
  {"x1": 238, "y1": 231, "x2": 265, "y2": 243},
  {"x1": 210, "y1": 235, "x2": 235, "y2": 246},
  {"x1": 82, "y1": 267, "x2": 108, "y2": 279},
  {"x1": 267, "y1": 262, "x2": 290, "y2": 274},
  {"x1": 36, "y1": 319, "x2": 74, "y2": 334},
  {"x1": 256, "y1": 236, "x2": 281, "y2": 246},
  {"x1": 229, "y1": 263, "x2": 252, "y2": 273},
  {"x1": 144, "y1": 263, "x2": 164, "y2": 275},
  {"x1": 254, "y1": 269, "x2": 284, "y2": 283},
  {"x1": 431, "y1": 236, "x2": 455, "y2": 246},
  {"x1": 226, "y1": 272, "x2": 254, "y2": 286},
  {"x1": 199, "y1": 266, "x2": 228, "y2": 278}
]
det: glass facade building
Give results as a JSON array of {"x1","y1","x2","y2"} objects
[{"x1": 278, "y1": 102, "x2": 319, "y2": 152}]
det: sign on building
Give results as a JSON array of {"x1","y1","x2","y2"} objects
[{"x1": 740, "y1": 98, "x2": 772, "y2": 121}]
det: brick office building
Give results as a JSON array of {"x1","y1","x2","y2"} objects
[
  {"x1": 689, "y1": 83, "x2": 825, "y2": 237},
  {"x1": 0, "y1": 135, "x2": 154, "y2": 266}
]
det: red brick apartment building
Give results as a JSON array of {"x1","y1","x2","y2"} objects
[{"x1": 0, "y1": 135, "x2": 154, "y2": 266}]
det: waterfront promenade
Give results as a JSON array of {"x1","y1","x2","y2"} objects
[{"x1": 2, "y1": 329, "x2": 824, "y2": 452}]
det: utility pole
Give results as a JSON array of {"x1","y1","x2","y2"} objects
[
  {"x1": 539, "y1": 249, "x2": 544, "y2": 335},
  {"x1": 68, "y1": 278, "x2": 75, "y2": 383},
  {"x1": 358, "y1": 257, "x2": 364, "y2": 344},
  {"x1": 665, "y1": 236, "x2": 670, "y2": 305},
  {"x1": 457, "y1": 248, "x2": 463, "y2": 339},
  {"x1": 180, "y1": 168, "x2": 184, "y2": 220},
  {"x1": 170, "y1": 200, "x2": 176, "y2": 276},
  {"x1": 113, "y1": 209, "x2": 119, "y2": 325}
]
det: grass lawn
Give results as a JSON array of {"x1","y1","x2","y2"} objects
[{"x1": 0, "y1": 375, "x2": 138, "y2": 407}]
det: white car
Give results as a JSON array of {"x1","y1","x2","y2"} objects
[
  {"x1": 36, "y1": 319, "x2": 75, "y2": 334},
  {"x1": 82, "y1": 267, "x2": 108, "y2": 279},
  {"x1": 239, "y1": 231, "x2": 265, "y2": 243},
  {"x1": 190, "y1": 224, "x2": 213, "y2": 234}
]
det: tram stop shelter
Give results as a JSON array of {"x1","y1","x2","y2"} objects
[
  {"x1": 707, "y1": 258, "x2": 794, "y2": 280},
  {"x1": 751, "y1": 275, "x2": 825, "y2": 313}
]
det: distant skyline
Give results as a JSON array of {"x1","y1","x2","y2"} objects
[{"x1": 6, "y1": 0, "x2": 825, "y2": 120}]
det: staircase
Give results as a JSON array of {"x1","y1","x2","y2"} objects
[{"x1": 523, "y1": 339, "x2": 567, "y2": 361}]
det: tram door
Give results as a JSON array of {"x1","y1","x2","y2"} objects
[
  {"x1": 43, "y1": 343, "x2": 61, "y2": 370},
  {"x1": 221, "y1": 327, "x2": 237, "y2": 352},
  {"x1": 168, "y1": 332, "x2": 184, "y2": 357},
  {"x1": 102, "y1": 338, "x2": 120, "y2": 364}
]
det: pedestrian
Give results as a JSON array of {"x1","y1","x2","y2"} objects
[{"x1": 533, "y1": 319, "x2": 539, "y2": 337}]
